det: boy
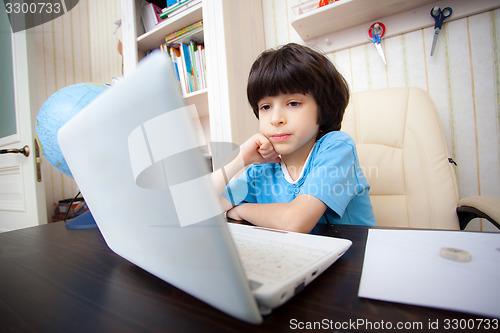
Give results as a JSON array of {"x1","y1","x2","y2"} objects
[{"x1": 211, "y1": 43, "x2": 376, "y2": 233}]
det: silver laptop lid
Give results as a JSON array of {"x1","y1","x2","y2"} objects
[{"x1": 58, "y1": 51, "x2": 262, "y2": 324}]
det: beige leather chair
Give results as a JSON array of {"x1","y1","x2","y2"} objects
[{"x1": 342, "y1": 87, "x2": 500, "y2": 230}]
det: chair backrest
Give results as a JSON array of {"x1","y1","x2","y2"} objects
[{"x1": 342, "y1": 87, "x2": 460, "y2": 229}]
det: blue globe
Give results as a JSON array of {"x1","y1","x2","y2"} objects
[{"x1": 35, "y1": 83, "x2": 108, "y2": 177}]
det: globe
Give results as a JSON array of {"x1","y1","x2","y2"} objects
[{"x1": 35, "y1": 83, "x2": 108, "y2": 177}]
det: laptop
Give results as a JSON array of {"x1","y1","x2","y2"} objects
[{"x1": 58, "y1": 51, "x2": 352, "y2": 324}]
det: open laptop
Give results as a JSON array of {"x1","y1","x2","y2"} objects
[{"x1": 58, "y1": 51, "x2": 352, "y2": 324}]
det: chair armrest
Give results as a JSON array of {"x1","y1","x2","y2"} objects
[{"x1": 457, "y1": 196, "x2": 500, "y2": 230}]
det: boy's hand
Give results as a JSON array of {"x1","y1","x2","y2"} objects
[
  {"x1": 240, "y1": 133, "x2": 281, "y2": 166},
  {"x1": 226, "y1": 205, "x2": 242, "y2": 220}
]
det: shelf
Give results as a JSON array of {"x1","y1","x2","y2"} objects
[
  {"x1": 184, "y1": 88, "x2": 208, "y2": 117},
  {"x1": 137, "y1": 2, "x2": 203, "y2": 52},
  {"x1": 293, "y1": 0, "x2": 500, "y2": 54},
  {"x1": 291, "y1": 0, "x2": 435, "y2": 41}
]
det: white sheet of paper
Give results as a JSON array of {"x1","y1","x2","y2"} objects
[{"x1": 358, "y1": 229, "x2": 500, "y2": 318}]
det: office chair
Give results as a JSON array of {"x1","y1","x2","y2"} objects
[{"x1": 341, "y1": 87, "x2": 500, "y2": 230}]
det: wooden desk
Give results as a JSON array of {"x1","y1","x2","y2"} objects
[{"x1": 0, "y1": 222, "x2": 484, "y2": 332}]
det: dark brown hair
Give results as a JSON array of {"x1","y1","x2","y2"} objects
[{"x1": 247, "y1": 43, "x2": 350, "y2": 138}]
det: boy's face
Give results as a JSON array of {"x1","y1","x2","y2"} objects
[{"x1": 258, "y1": 93, "x2": 319, "y2": 160}]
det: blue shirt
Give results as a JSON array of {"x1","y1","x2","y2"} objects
[{"x1": 223, "y1": 131, "x2": 377, "y2": 226}]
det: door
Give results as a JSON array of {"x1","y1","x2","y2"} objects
[{"x1": 0, "y1": 8, "x2": 46, "y2": 232}]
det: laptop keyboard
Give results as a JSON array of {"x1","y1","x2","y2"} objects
[{"x1": 232, "y1": 235, "x2": 331, "y2": 283}]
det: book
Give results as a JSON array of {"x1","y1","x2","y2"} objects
[
  {"x1": 180, "y1": 43, "x2": 195, "y2": 93},
  {"x1": 162, "y1": 41, "x2": 206, "y2": 95},
  {"x1": 166, "y1": 25, "x2": 203, "y2": 45},
  {"x1": 191, "y1": 42, "x2": 201, "y2": 90},
  {"x1": 141, "y1": 1, "x2": 166, "y2": 32},
  {"x1": 160, "y1": 0, "x2": 202, "y2": 20},
  {"x1": 168, "y1": 47, "x2": 181, "y2": 83},
  {"x1": 195, "y1": 45, "x2": 206, "y2": 89},
  {"x1": 168, "y1": 46, "x2": 189, "y2": 95},
  {"x1": 190, "y1": 42, "x2": 207, "y2": 90},
  {"x1": 164, "y1": 20, "x2": 203, "y2": 44},
  {"x1": 159, "y1": 20, "x2": 207, "y2": 95}
]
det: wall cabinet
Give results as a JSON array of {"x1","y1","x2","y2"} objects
[
  {"x1": 291, "y1": 0, "x2": 499, "y2": 54},
  {"x1": 291, "y1": 0, "x2": 436, "y2": 41}
]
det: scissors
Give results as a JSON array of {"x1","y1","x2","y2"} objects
[
  {"x1": 368, "y1": 22, "x2": 386, "y2": 65},
  {"x1": 430, "y1": 6, "x2": 452, "y2": 56}
]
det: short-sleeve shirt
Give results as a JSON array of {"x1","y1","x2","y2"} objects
[{"x1": 223, "y1": 131, "x2": 376, "y2": 226}]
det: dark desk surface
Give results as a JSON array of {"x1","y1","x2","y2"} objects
[{"x1": 0, "y1": 221, "x2": 485, "y2": 332}]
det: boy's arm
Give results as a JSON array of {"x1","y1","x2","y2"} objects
[
  {"x1": 210, "y1": 156, "x2": 245, "y2": 211},
  {"x1": 226, "y1": 194, "x2": 327, "y2": 233},
  {"x1": 210, "y1": 133, "x2": 280, "y2": 212}
]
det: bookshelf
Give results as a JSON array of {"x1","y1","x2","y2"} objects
[
  {"x1": 138, "y1": 3, "x2": 203, "y2": 51},
  {"x1": 121, "y1": 0, "x2": 265, "y2": 165}
]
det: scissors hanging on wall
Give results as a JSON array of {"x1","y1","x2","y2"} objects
[
  {"x1": 430, "y1": 6, "x2": 452, "y2": 56},
  {"x1": 368, "y1": 22, "x2": 386, "y2": 65}
]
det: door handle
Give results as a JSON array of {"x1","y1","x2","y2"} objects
[
  {"x1": 0, "y1": 145, "x2": 30, "y2": 157},
  {"x1": 35, "y1": 139, "x2": 42, "y2": 182}
]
